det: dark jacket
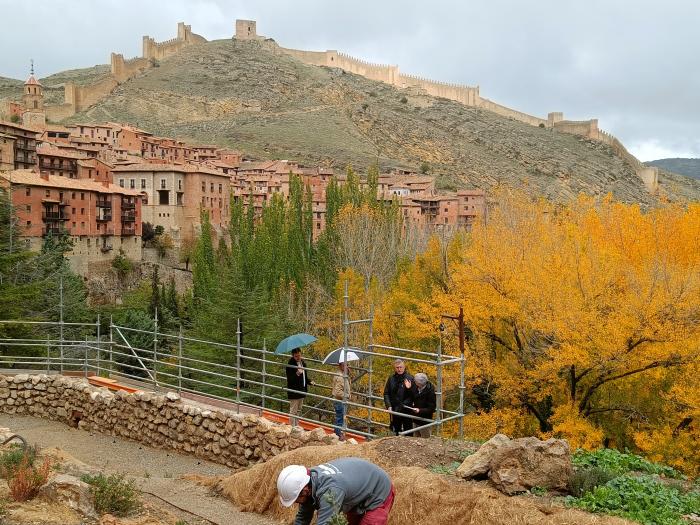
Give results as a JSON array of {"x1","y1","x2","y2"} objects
[
  {"x1": 412, "y1": 381, "x2": 436, "y2": 418},
  {"x1": 294, "y1": 457, "x2": 392, "y2": 525},
  {"x1": 286, "y1": 357, "x2": 311, "y2": 400},
  {"x1": 383, "y1": 372, "x2": 414, "y2": 412}
]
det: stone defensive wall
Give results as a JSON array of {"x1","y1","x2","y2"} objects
[
  {"x1": 0, "y1": 373, "x2": 338, "y2": 468},
  {"x1": 476, "y1": 97, "x2": 546, "y2": 127},
  {"x1": 142, "y1": 22, "x2": 207, "y2": 61},
  {"x1": 111, "y1": 53, "x2": 150, "y2": 83}
]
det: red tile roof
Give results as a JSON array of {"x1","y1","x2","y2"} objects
[{"x1": 0, "y1": 170, "x2": 141, "y2": 196}]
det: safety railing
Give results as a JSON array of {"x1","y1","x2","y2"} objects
[{"x1": 0, "y1": 292, "x2": 465, "y2": 440}]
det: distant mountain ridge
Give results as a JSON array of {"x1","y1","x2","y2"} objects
[{"x1": 647, "y1": 158, "x2": 700, "y2": 180}]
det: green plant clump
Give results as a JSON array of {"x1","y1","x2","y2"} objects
[
  {"x1": 428, "y1": 461, "x2": 461, "y2": 475},
  {"x1": 568, "y1": 474, "x2": 700, "y2": 525},
  {"x1": 572, "y1": 448, "x2": 684, "y2": 479},
  {"x1": 568, "y1": 466, "x2": 616, "y2": 498},
  {"x1": 0, "y1": 445, "x2": 37, "y2": 479},
  {"x1": 81, "y1": 473, "x2": 141, "y2": 517}
]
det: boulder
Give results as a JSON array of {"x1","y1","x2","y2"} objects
[
  {"x1": 488, "y1": 437, "x2": 572, "y2": 495},
  {"x1": 38, "y1": 473, "x2": 97, "y2": 518},
  {"x1": 456, "y1": 433, "x2": 510, "y2": 479}
]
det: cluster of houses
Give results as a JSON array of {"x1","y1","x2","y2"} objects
[{"x1": 0, "y1": 72, "x2": 485, "y2": 276}]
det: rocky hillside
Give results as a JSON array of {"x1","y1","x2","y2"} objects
[{"x1": 3, "y1": 39, "x2": 700, "y2": 203}]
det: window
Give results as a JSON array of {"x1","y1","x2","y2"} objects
[
  {"x1": 81, "y1": 208, "x2": 84, "y2": 214},
  {"x1": 87, "y1": 238, "x2": 90, "y2": 247},
  {"x1": 72, "y1": 208, "x2": 76, "y2": 214},
  {"x1": 72, "y1": 222, "x2": 76, "y2": 228},
  {"x1": 210, "y1": 183, "x2": 214, "y2": 192},
  {"x1": 45, "y1": 190, "x2": 50, "y2": 197},
  {"x1": 59, "y1": 192, "x2": 64, "y2": 201},
  {"x1": 80, "y1": 193, "x2": 85, "y2": 200},
  {"x1": 130, "y1": 179, "x2": 135, "y2": 189},
  {"x1": 26, "y1": 221, "x2": 31, "y2": 227},
  {"x1": 218, "y1": 183, "x2": 222, "y2": 193},
  {"x1": 141, "y1": 179, "x2": 146, "y2": 189},
  {"x1": 26, "y1": 205, "x2": 31, "y2": 212},
  {"x1": 178, "y1": 179, "x2": 182, "y2": 190},
  {"x1": 25, "y1": 187, "x2": 30, "y2": 196},
  {"x1": 201, "y1": 196, "x2": 205, "y2": 205},
  {"x1": 160, "y1": 179, "x2": 166, "y2": 189},
  {"x1": 201, "y1": 181, "x2": 206, "y2": 192},
  {"x1": 119, "y1": 179, "x2": 124, "y2": 188},
  {"x1": 72, "y1": 192, "x2": 76, "y2": 199}
]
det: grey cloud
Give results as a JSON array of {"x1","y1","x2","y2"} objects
[{"x1": 1, "y1": 0, "x2": 698, "y2": 160}]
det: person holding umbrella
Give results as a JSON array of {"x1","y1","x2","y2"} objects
[
  {"x1": 277, "y1": 333, "x2": 317, "y2": 427},
  {"x1": 323, "y1": 347, "x2": 363, "y2": 441},
  {"x1": 332, "y1": 362, "x2": 351, "y2": 440}
]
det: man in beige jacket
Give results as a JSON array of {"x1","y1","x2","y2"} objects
[{"x1": 332, "y1": 362, "x2": 351, "y2": 440}]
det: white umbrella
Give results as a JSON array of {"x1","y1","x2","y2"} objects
[{"x1": 322, "y1": 347, "x2": 365, "y2": 365}]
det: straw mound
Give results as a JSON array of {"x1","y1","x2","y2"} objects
[{"x1": 218, "y1": 442, "x2": 632, "y2": 525}]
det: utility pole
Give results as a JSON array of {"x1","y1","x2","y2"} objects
[
  {"x1": 441, "y1": 306, "x2": 466, "y2": 438},
  {"x1": 440, "y1": 306, "x2": 465, "y2": 355}
]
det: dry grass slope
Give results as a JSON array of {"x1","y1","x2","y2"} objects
[{"x1": 219, "y1": 440, "x2": 632, "y2": 525}]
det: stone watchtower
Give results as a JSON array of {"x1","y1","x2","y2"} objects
[
  {"x1": 22, "y1": 61, "x2": 46, "y2": 127},
  {"x1": 235, "y1": 19, "x2": 258, "y2": 40}
]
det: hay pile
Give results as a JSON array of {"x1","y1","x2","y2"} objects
[{"x1": 219, "y1": 442, "x2": 632, "y2": 525}]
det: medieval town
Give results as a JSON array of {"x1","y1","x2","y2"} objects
[{"x1": 0, "y1": 6, "x2": 698, "y2": 525}]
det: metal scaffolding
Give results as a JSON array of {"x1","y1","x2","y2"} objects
[{"x1": 0, "y1": 284, "x2": 466, "y2": 440}]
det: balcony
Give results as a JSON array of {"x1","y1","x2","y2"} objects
[
  {"x1": 42, "y1": 210, "x2": 69, "y2": 221},
  {"x1": 99, "y1": 226, "x2": 115, "y2": 236},
  {"x1": 96, "y1": 198, "x2": 112, "y2": 208},
  {"x1": 122, "y1": 224, "x2": 136, "y2": 236},
  {"x1": 96, "y1": 206, "x2": 112, "y2": 221},
  {"x1": 121, "y1": 210, "x2": 136, "y2": 222},
  {"x1": 121, "y1": 200, "x2": 136, "y2": 210},
  {"x1": 43, "y1": 225, "x2": 65, "y2": 236},
  {"x1": 100, "y1": 244, "x2": 113, "y2": 253}
]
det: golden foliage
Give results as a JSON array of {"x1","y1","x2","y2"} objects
[{"x1": 362, "y1": 191, "x2": 700, "y2": 472}]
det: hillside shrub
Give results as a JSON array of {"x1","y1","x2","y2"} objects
[
  {"x1": 8, "y1": 457, "x2": 51, "y2": 502},
  {"x1": 568, "y1": 467, "x2": 615, "y2": 497},
  {"x1": 567, "y1": 474, "x2": 700, "y2": 525},
  {"x1": 81, "y1": 473, "x2": 141, "y2": 516},
  {"x1": 572, "y1": 448, "x2": 683, "y2": 478},
  {"x1": 0, "y1": 444, "x2": 38, "y2": 479},
  {"x1": 111, "y1": 250, "x2": 133, "y2": 278}
]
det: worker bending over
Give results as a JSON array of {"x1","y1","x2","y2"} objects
[{"x1": 277, "y1": 457, "x2": 395, "y2": 525}]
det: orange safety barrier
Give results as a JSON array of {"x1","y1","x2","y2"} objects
[
  {"x1": 262, "y1": 410, "x2": 366, "y2": 442},
  {"x1": 87, "y1": 376, "x2": 140, "y2": 394}
]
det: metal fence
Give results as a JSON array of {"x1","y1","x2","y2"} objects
[{"x1": 0, "y1": 289, "x2": 466, "y2": 440}]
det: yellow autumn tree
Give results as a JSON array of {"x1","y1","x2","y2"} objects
[{"x1": 389, "y1": 190, "x2": 699, "y2": 470}]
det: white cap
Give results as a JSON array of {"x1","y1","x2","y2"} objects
[{"x1": 277, "y1": 465, "x2": 310, "y2": 507}]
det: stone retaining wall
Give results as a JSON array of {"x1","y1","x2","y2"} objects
[{"x1": 0, "y1": 374, "x2": 337, "y2": 468}]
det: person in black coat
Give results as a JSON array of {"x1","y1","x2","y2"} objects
[
  {"x1": 286, "y1": 349, "x2": 314, "y2": 426},
  {"x1": 406, "y1": 372, "x2": 436, "y2": 437},
  {"x1": 383, "y1": 359, "x2": 415, "y2": 435}
]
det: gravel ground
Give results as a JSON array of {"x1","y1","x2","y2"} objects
[{"x1": 0, "y1": 414, "x2": 275, "y2": 525}]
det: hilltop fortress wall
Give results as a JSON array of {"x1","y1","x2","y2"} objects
[
  {"x1": 257, "y1": 22, "x2": 657, "y2": 193},
  {"x1": 36, "y1": 23, "x2": 202, "y2": 121},
  {"x1": 28, "y1": 19, "x2": 656, "y2": 193},
  {"x1": 142, "y1": 22, "x2": 207, "y2": 61}
]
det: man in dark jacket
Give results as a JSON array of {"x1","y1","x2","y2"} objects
[
  {"x1": 286, "y1": 349, "x2": 314, "y2": 426},
  {"x1": 277, "y1": 457, "x2": 395, "y2": 525},
  {"x1": 407, "y1": 372, "x2": 436, "y2": 437},
  {"x1": 383, "y1": 359, "x2": 414, "y2": 435}
]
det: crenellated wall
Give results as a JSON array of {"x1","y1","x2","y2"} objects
[
  {"x1": 111, "y1": 53, "x2": 150, "y2": 83},
  {"x1": 142, "y1": 22, "x2": 207, "y2": 61},
  {"x1": 476, "y1": 97, "x2": 545, "y2": 127}
]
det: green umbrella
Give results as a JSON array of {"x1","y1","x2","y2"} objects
[{"x1": 275, "y1": 333, "x2": 317, "y2": 354}]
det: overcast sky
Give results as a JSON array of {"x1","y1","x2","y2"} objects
[{"x1": 1, "y1": 0, "x2": 698, "y2": 161}]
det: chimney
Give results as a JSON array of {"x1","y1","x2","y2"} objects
[{"x1": 39, "y1": 171, "x2": 49, "y2": 181}]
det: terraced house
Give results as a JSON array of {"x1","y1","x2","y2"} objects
[
  {"x1": 0, "y1": 169, "x2": 142, "y2": 275},
  {"x1": 112, "y1": 163, "x2": 230, "y2": 245}
]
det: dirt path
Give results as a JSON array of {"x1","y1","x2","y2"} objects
[{"x1": 0, "y1": 414, "x2": 275, "y2": 525}]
